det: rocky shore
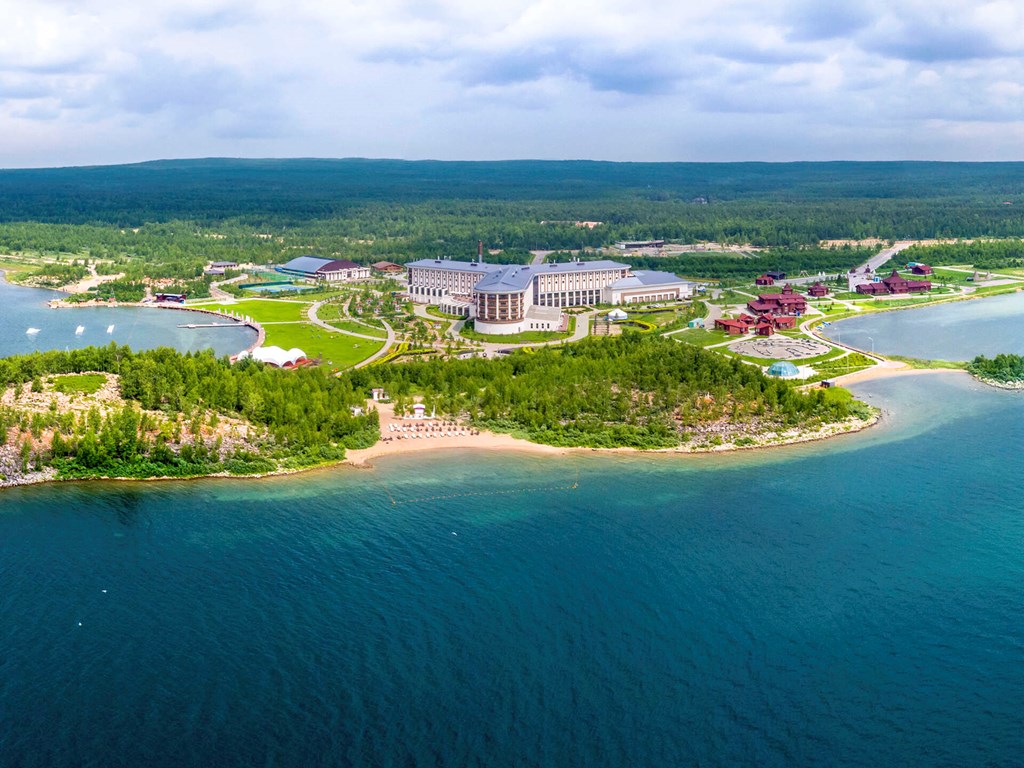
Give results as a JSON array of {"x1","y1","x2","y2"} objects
[{"x1": 971, "y1": 375, "x2": 1024, "y2": 391}]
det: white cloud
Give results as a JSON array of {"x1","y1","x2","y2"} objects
[{"x1": 0, "y1": 0, "x2": 1024, "y2": 165}]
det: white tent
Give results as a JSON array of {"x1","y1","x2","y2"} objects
[
  {"x1": 248, "y1": 346, "x2": 307, "y2": 367},
  {"x1": 607, "y1": 308, "x2": 628, "y2": 321}
]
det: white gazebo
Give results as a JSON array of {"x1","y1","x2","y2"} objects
[{"x1": 607, "y1": 308, "x2": 628, "y2": 321}]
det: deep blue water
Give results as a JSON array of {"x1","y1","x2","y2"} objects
[
  {"x1": 1, "y1": 373, "x2": 1022, "y2": 767},
  {"x1": 822, "y1": 289, "x2": 1024, "y2": 360},
  {"x1": 0, "y1": 279, "x2": 255, "y2": 358}
]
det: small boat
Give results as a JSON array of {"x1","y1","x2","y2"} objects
[
  {"x1": 106, "y1": 325, "x2": 115, "y2": 334},
  {"x1": 25, "y1": 327, "x2": 40, "y2": 335},
  {"x1": 75, "y1": 325, "x2": 85, "y2": 335}
]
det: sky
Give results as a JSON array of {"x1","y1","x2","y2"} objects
[{"x1": 2, "y1": 0, "x2": 1024, "y2": 167}]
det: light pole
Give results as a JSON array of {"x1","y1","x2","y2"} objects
[{"x1": 866, "y1": 335, "x2": 874, "y2": 355}]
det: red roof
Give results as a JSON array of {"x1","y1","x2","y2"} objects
[{"x1": 319, "y1": 259, "x2": 363, "y2": 273}]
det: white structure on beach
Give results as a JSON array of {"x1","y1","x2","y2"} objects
[{"x1": 240, "y1": 346, "x2": 308, "y2": 368}]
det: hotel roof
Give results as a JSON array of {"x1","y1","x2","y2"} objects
[
  {"x1": 608, "y1": 270, "x2": 688, "y2": 290},
  {"x1": 539, "y1": 259, "x2": 629, "y2": 273},
  {"x1": 473, "y1": 265, "x2": 535, "y2": 293},
  {"x1": 280, "y1": 256, "x2": 362, "y2": 274},
  {"x1": 405, "y1": 258, "x2": 502, "y2": 274}
]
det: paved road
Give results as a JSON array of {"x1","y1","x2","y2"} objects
[
  {"x1": 447, "y1": 308, "x2": 599, "y2": 356},
  {"x1": 859, "y1": 241, "x2": 915, "y2": 274},
  {"x1": 209, "y1": 273, "x2": 248, "y2": 300},
  {"x1": 307, "y1": 298, "x2": 396, "y2": 368}
]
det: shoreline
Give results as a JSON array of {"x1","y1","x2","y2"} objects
[
  {"x1": 971, "y1": 374, "x2": 1024, "y2": 391},
  {"x1": 343, "y1": 413, "x2": 882, "y2": 469},
  {"x1": 5, "y1": 347, "x2": 978, "y2": 492},
  {"x1": 0, "y1": 269, "x2": 997, "y2": 490}
]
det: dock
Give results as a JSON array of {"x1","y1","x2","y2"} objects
[{"x1": 177, "y1": 322, "x2": 244, "y2": 329}]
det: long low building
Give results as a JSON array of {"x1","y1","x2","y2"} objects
[
  {"x1": 277, "y1": 256, "x2": 370, "y2": 282},
  {"x1": 407, "y1": 257, "x2": 693, "y2": 335}
]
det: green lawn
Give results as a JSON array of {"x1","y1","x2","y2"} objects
[
  {"x1": 425, "y1": 305, "x2": 466, "y2": 320},
  {"x1": 262, "y1": 323, "x2": 384, "y2": 369},
  {"x1": 51, "y1": 373, "x2": 107, "y2": 394},
  {"x1": 198, "y1": 298, "x2": 310, "y2": 323},
  {"x1": 327, "y1": 319, "x2": 388, "y2": 339}
]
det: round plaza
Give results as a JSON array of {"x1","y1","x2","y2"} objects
[{"x1": 731, "y1": 336, "x2": 832, "y2": 360}]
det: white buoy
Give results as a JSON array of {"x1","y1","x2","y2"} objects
[
  {"x1": 25, "y1": 327, "x2": 40, "y2": 335},
  {"x1": 75, "y1": 325, "x2": 85, "y2": 335},
  {"x1": 106, "y1": 325, "x2": 114, "y2": 334}
]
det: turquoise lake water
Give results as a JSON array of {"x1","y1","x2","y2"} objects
[
  {"x1": 0, "y1": 278, "x2": 255, "y2": 358},
  {"x1": 2, "y1": 284, "x2": 1024, "y2": 766},
  {"x1": 1, "y1": 372, "x2": 1022, "y2": 767},
  {"x1": 822, "y1": 289, "x2": 1024, "y2": 360}
]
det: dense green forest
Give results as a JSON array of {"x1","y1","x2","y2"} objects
[
  {"x1": 967, "y1": 354, "x2": 1024, "y2": 383},
  {"x1": 3, "y1": 160, "x2": 1024, "y2": 224},
  {"x1": 349, "y1": 334, "x2": 868, "y2": 449},
  {"x1": 621, "y1": 246, "x2": 872, "y2": 281},
  {"x1": 3, "y1": 159, "x2": 1024, "y2": 290},
  {"x1": 0, "y1": 345, "x2": 377, "y2": 479},
  {"x1": 2, "y1": 161, "x2": 1024, "y2": 281},
  {"x1": 903, "y1": 240, "x2": 1024, "y2": 270}
]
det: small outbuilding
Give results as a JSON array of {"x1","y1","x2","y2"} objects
[
  {"x1": 607, "y1": 308, "x2": 628, "y2": 321},
  {"x1": 807, "y1": 282, "x2": 830, "y2": 297},
  {"x1": 687, "y1": 317, "x2": 705, "y2": 329},
  {"x1": 755, "y1": 274, "x2": 775, "y2": 286},
  {"x1": 911, "y1": 264, "x2": 933, "y2": 276},
  {"x1": 714, "y1": 318, "x2": 749, "y2": 335}
]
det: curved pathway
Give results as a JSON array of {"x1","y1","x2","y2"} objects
[
  {"x1": 307, "y1": 298, "x2": 396, "y2": 368},
  {"x1": 209, "y1": 273, "x2": 248, "y2": 300}
]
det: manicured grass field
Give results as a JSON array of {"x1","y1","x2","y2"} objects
[
  {"x1": 198, "y1": 298, "x2": 311, "y2": 323},
  {"x1": 327, "y1": 319, "x2": 389, "y2": 339},
  {"x1": 194, "y1": 298, "x2": 385, "y2": 367},
  {"x1": 262, "y1": 323, "x2": 384, "y2": 369},
  {"x1": 51, "y1": 373, "x2": 107, "y2": 395}
]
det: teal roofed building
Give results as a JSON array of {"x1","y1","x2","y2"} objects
[{"x1": 767, "y1": 361, "x2": 800, "y2": 378}]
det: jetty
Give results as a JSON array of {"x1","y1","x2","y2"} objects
[{"x1": 177, "y1": 322, "x2": 244, "y2": 329}]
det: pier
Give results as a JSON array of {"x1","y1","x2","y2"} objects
[{"x1": 177, "y1": 322, "x2": 244, "y2": 329}]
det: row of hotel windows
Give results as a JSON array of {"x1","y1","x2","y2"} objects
[
  {"x1": 537, "y1": 289, "x2": 603, "y2": 307},
  {"x1": 410, "y1": 268, "x2": 624, "y2": 295}
]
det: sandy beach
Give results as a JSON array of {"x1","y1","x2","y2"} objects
[
  {"x1": 343, "y1": 393, "x2": 884, "y2": 468},
  {"x1": 344, "y1": 401, "x2": 568, "y2": 466},
  {"x1": 828, "y1": 361, "x2": 967, "y2": 386}
]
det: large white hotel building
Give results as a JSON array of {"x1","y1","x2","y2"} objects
[{"x1": 406, "y1": 257, "x2": 693, "y2": 335}]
